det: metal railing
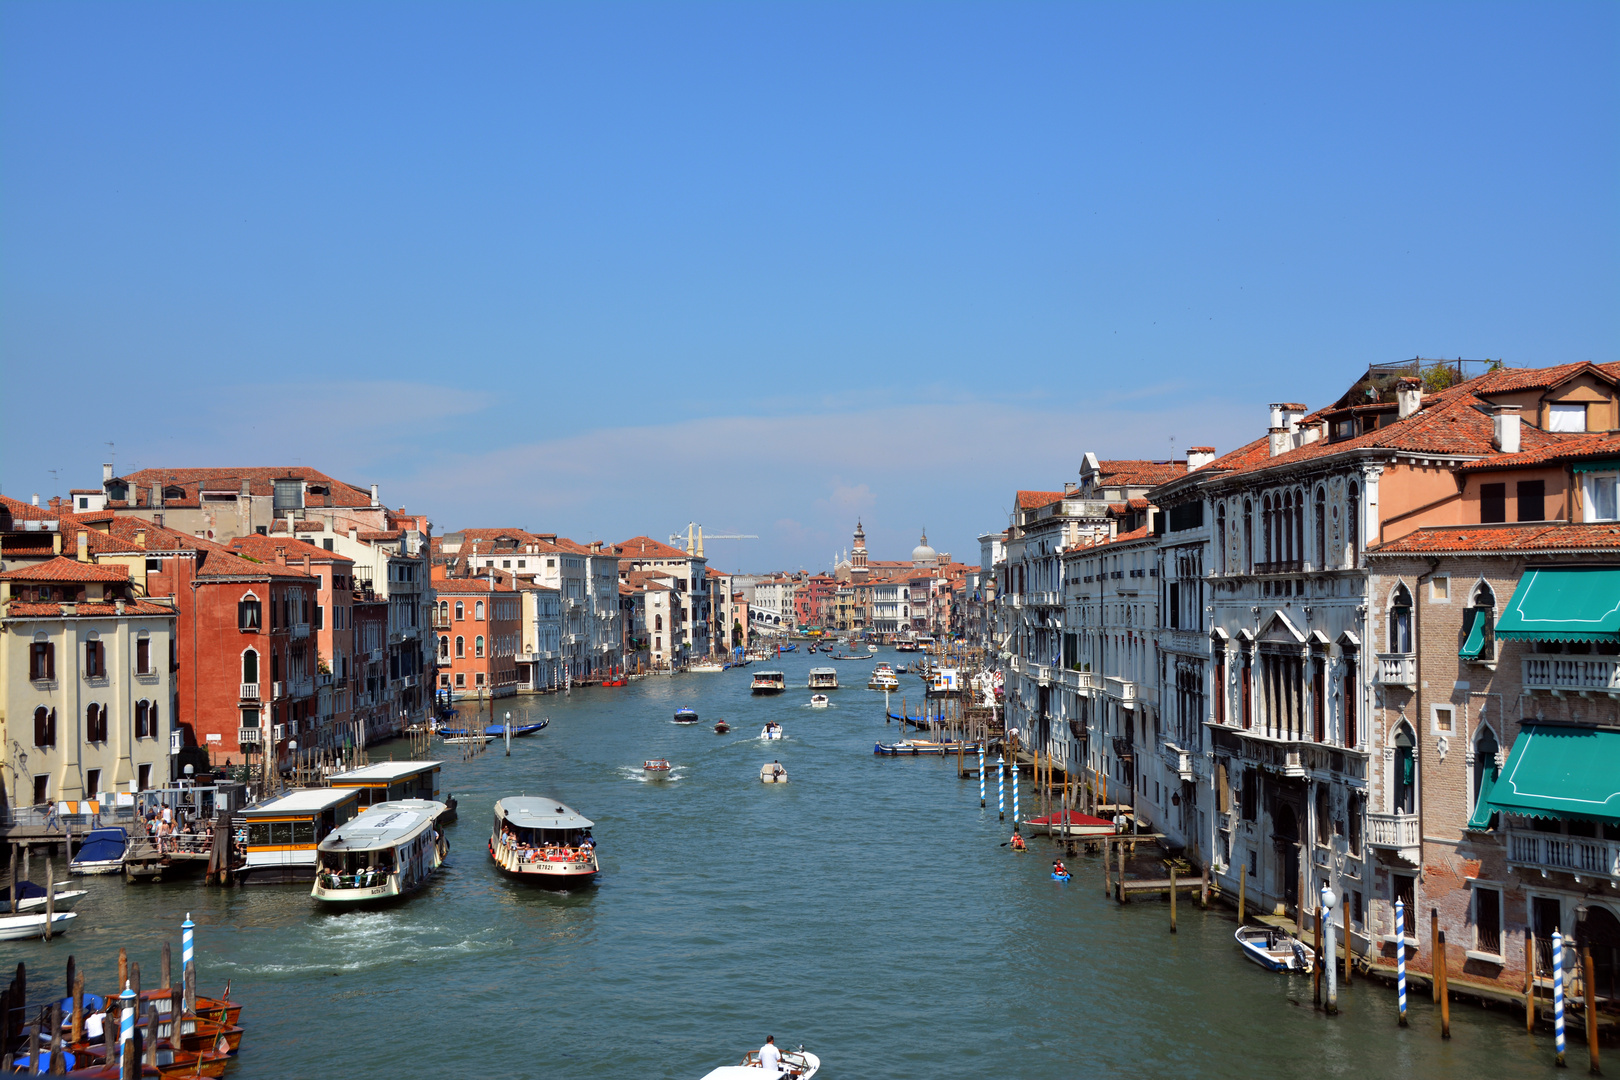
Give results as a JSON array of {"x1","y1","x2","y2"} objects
[{"x1": 290, "y1": 622, "x2": 311, "y2": 640}]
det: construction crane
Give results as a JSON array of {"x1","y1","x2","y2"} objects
[{"x1": 668, "y1": 523, "x2": 758, "y2": 556}]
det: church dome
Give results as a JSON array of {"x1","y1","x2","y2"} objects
[{"x1": 911, "y1": 532, "x2": 937, "y2": 567}]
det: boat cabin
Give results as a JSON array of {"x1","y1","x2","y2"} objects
[
  {"x1": 236, "y1": 787, "x2": 362, "y2": 884},
  {"x1": 807, "y1": 667, "x2": 839, "y2": 689},
  {"x1": 313, "y1": 798, "x2": 447, "y2": 903},
  {"x1": 327, "y1": 761, "x2": 442, "y2": 808},
  {"x1": 751, "y1": 671, "x2": 787, "y2": 695},
  {"x1": 489, "y1": 797, "x2": 600, "y2": 883}
]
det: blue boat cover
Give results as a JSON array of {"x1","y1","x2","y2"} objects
[
  {"x1": 71, "y1": 828, "x2": 127, "y2": 865},
  {"x1": 0, "y1": 880, "x2": 46, "y2": 903},
  {"x1": 59, "y1": 993, "x2": 107, "y2": 1015}
]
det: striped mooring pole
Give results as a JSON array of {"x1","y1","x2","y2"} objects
[
  {"x1": 1395, "y1": 898, "x2": 1408, "y2": 1026},
  {"x1": 1011, "y1": 753, "x2": 1019, "y2": 826},
  {"x1": 118, "y1": 980, "x2": 136, "y2": 1058},
  {"x1": 978, "y1": 744, "x2": 986, "y2": 807},
  {"x1": 1553, "y1": 929, "x2": 1567, "y2": 1067},
  {"x1": 997, "y1": 755, "x2": 1005, "y2": 821},
  {"x1": 182, "y1": 911, "x2": 195, "y2": 971}
]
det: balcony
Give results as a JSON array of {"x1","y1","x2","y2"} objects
[
  {"x1": 390, "y1": 631, "x2": 408, "y2": 645},
  {"x1": 1007, "y1": 595, "x2": 1024, "y2": 609},
  {"x1": 1366, "y1": 811, "x2": 1421, "y2": 857},
  {"x1": 1105, "y1": 676, "x2": 1137, "y2": 705},
  {"x1": 271, "y1": 680, "x2": 284, "y2": 699},
  {"x1": 240, "y1": 682, "x2": 261, "y2": 701},
  {"x1": 1376, "y1": 653, "x2": 1416, "y2": 688},
  {"x1": 1160, "y1": 740, "x2": 1194, "y2": 781},
  {"x1": 1060, "y1": 668, "x2": 1098, "y2": 692},
  {"x1": 369, "y1": 648, "x2": 384, "y2": 663},
  {"x1": 1506, "y1": 828, "x2": 1620, "y2": 883},
  {"x1": 1523, "y1": 656, "x2": 1620, "y2": 697},
  {"x1": 237, "y1": 727, "x2": 262, "y2": 746},
  {"x1": 290, "y1": 622, "x2": 311, "y2": 641},
  {"x1": 316, "y1": 671, "x2": 334, "y2": 688},
  {"x1": 286, "y1": 677, "x2": 314, "y2": 700},
  {"x1": 1034, "y1": 663, "x2": 1052, "y2": 687},
  {"x1": 1029, "y1": 591, "x2": 1061, "y2": 607},
  {"x1": 431, "y1": 614, "x2": 452, "y2": 630}
]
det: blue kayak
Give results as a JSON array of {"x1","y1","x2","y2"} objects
[{"x1": 1052, "y1": 873, "x2": 1072, "y2": 882}]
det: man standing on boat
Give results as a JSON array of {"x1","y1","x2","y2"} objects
[{"x1": 757, "y1": 1035, "x2": 782, "y2": 1074}]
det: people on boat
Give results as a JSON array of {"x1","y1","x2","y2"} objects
[
  {"x1": 758, "y1": 1035, "x2": 782, "y2": 1073},
  {"x1": 1010, "y1": 831, "x2": 1026, "y2": 851},
  {"x1": 771, "y1": 761, "x2": 785, "y2": 781}
]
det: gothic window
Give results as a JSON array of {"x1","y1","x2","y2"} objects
[
  {"x1": 1389, "y1": 583, "x2": 1413, "y2": 653},
  {"x1": 455, "y1": 636, "x2": 465, "y2": 659},
  {"x1": 1243, "y1": 500, "x2": 1254, "y2": 573},
  {"x1": 1393, "y1": 723, "x2": 1417, "y2": 814},
  {"x1": 242, "y1": 649, "x2": 259, "y2": 685},
  {"x1": 1347, "y1": 481, "x2": 1361, "y2": 564},
  {"x1": 1314, "y1": 486, "x2": 1327, "y2": 568},
  {"x1": 238, "y1": 596, "x2": 261, "y2": 630}
]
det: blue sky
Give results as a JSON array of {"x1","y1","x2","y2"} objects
[{"x1": 3, "y1": 2, "x2": 1615, "y2": 571}]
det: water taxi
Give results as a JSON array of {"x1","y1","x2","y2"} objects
[
  {"x1": 807, "y1": 667, "x2": 839, "y2": 690},
  {"x1": 761, "y1": 722, "x2": 784, "y2": 739},
  {"x1": 327, "y1": 761, "x2": 444, "y2": 809},
  {"x1": 236, "y1": 787, "x2": 363, "y2": 885},
  {"x1": 688, "y1": 660, "x2": 725, "y2": 673},
  {"x1": 644, "y1": 758, "x2": 672, "y2": 776},
  {"x1": 714, "y1": 719, "x2": 731, "y2": 734},
  {"x1": 700, "y1": 1047, "x2": 819, "y2": 1079},
  {"x1": 751, "y1": 670, "x2": 787, "y2": 695},
  {"x1": 674, "y1": 707, "x2": 701, "y2": 724},
  {"x1": 809, "y1": 694, "x2": 830, "y2": 708},
  {"x1": 760, "y1": 761, "x2": 788, "y2": 783},
  {"x1": 867, "y1": 670, "x2": 899, "y2": 691},
  {"x1": 488, "y1": 797, "x2": 599, "y2": 886},
  {"x1": 311, "y1": 799, "x2": 448, "y2": 905}
]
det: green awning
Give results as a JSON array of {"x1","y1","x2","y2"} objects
[
  {"x1": 1494, "y1": 567, "x2": 1620, "y2": 642},
  {"x1": 1459, "y1": 608, "x2": 1487, "y2": 659},
  {"x1": 1572, "y1": 459, "x2": 1620, "y2": 474},
  {"x1": 1466, "y1": 766, "x2": 1499, "y2": 830},
  {"x1": 1486, "y1": 724, "x2": 1620, "y2": 825}
]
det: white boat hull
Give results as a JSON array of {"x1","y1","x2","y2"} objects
[
  {"x1": 12, "y1": 889, "x2": 87, "y2": 913},
  {"x1": 702, "y1": 1049, "x2": 819, "y2": 1079},
  {"x1": 490, "y1": 839, "x2": 599, "y2": 883},
  {"x1": 760, "y1": 763, "x2": 788, "y2": 783},
  {"x1": 0, "y1": 912, "x2": 77, "y2": 941}
]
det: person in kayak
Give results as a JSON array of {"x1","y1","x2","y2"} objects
[
  {"x1": 1010, "y1": 831, "x2": 1026, "y2": 852},
  {"x1": 1053, "y1": 859, "x2": 1068, "y2": 877}
]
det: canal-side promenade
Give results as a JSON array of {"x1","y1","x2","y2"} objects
[{"x1": 8, "y1": 654, "x2": 1557, "y2": 1079}]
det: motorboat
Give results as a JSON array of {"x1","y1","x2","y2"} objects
[
  {"x1": 867, "y1": 644, "x2": 878, "y2": 652},
  {"x1": 0, "y1": 911, "x2": 77, "y2": 941},
  {"x1": 760, "y1": 761, "x2": 788, "y2": 784},
  {"x1": 439, "y1": 732, "x2": 494, "y2": 745},
  {"x1": 311, "y1": 799, "x2": 449, "y2": 905},
  {"x1": 674, "y1": 708, "x2": 701, "y2": 724},
  {"x1": 700, "y1": 1047, "x2": 819, "y2": 1079},
  {"x1": 69, "y1": 827, "x2": 128, "y2": 875},
  {"x1": 489, "y1": 797, "x2": 599, "y2": 886},
  {"x1": 1022, "y1": 810, "x2": 1115, "y2": 839},
  {"x1": 714, "y1": 720, "x2": 731, "y2": 734},
  {"x1": 873, "y1": 739, "x2": 982, "y2": 756},
  {"x1": 807, "y1": 667, "x2": 839, "y2": 690},
  {"x1": 0, "y1": 880, "x2": 87, "y2": 913},
  {"x1": 1235, "y1": 925, "x2": 1316, "y2": 972},
  {"x1": 809, "y1": 694, "x2": 830, "y2": 708},
  {"x1": 601, "y1": 677, "x2": 628, "y2": 687},
  {"x1": 751, "y1": 671, "x2": 787, "y2": 695},
  {"x1": 689, "y1": 660, "x2": 725, "y2": 673},
  {"x1": 868, "y1": 671, "x2": 899, "y2": 691},
  {"x1": 644, "y1": 759, "x2": 673, "y2": 776},
  {"x1": 761, "y1": 722, "x2": 784, "y2": 740}
]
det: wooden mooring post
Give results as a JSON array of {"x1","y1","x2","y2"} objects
[
  {"x1": 1169, "y1": 865, "x2": 1177, "y2": 933},
  {"x1": 1438, "y1": 930, "x2": 1451, "y2": 1039}
]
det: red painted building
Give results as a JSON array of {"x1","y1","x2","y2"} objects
[{"x1": 432, "y1": 567, "x2": 522, "y2": 699}]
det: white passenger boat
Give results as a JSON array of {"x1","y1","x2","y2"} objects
[
  {"x1": 751, "y1": 671, "x2": 787, "y2": 695},
  {"x1": 311, "y1": 799, "x2": 448, "y2": 905},
  {"x1": 0, "y1": 911, "x2": 78, "y2": 941},
  {"x1": 488, "y1": 797, "x2": 599, "y2": 886},
  {"x1": 868, "y1": 670, "x2": 899, "y2": 691},
  {"x1": 760, "y1": 761, "x2": 788, "y2": 783},
  {"x1": 689, "y1": 660, "x2": 725, "y2": 673},
  {"x1": 807, "y1": 667, "x2": 839, "y2": 690},
  {"x1": 1235, "y1": 925, "x2": 1316, "y2": 972},
  {"x1": 236, "y1": 787, "x2": 363, "y2": 885},
  {"x1": 761, "y1": 722, "x2": 784, "y2": 739},
  {"x1": 809, "y1": 694, "x2": 829, "y2": 708},
  {"x1": 700, "y1": 1047, "x2": 819, "y2": 1079}
]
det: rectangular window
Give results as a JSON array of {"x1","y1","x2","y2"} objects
[
  {"x1": 1474, "y1": 886, "x2": 1503, "y2": 956},
  {"x1": 315, "y1": 605, "x2": 324, "y2": 631},
  {"x1": 1585, "y1": 474, "x2": 1619, "y2": 522},
  {"x1": 455, "y1": 673, "x2": 466, "y2": 687},
  {"x1": 1435, "y1": 705, "x2": 1454, "y2": 734},
  {"x1": 85, "y1": 769, "x2": 101, "y2": 799},
  {"x1": 1240, "y1": 770, "x2": 1258, "y2": 821},
  {"x1": 84, "y1": 641, "x2": 105, "y2": 677},
  {"x1": 1343, "y1": 657, "x2": 1357, "y2": 747},
  {"x1": 1393, "y1": 874, "x2": 1416, "y2": 937},
  {"x1": 30, "y1": 642, "x2": 55, "y2": 681},
  {"x1": 137, "y1": 763, "x2": 152, "y2": 791},
  {"x1": 475, "y1": 673, "x2": 486, "y2": 686},
  {"x1": 33, "y1": 775, "x2": 48, "y2": 806},
  {"x1": 1480, "y1": 483, "x2": 1506, "y2": 523},
  {"x1": 1548, "y1": 403, "x2": 1587, "y2": 432},
  {"x1": 1516, "y1": 479, "x2": 1546, "y2": 522},
  {"x1": 136, "y1": 637, "x2": 151, "y2": 674},
  {"x1": 1431, "y1": 576, "x2": 1449, "y2": 602}
]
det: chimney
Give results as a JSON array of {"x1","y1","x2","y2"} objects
[
  {"x1": 370, "y1": 484, "x2": 380, "y2": 507},
  {"x1": 240, "y1": 478, "x2": 251, "y2": 497},
  {"x1": 1269, "y1": 427, "x2": 1291, "y2": 458},
  {"x1": 1185, "y1": 447, "x2": 1216, "y2": 471},
  {"x1": 102, "y1": 463, "x2": 113, "y2": 483},
  {"x1": 76, "y1": 530, "x2": 89, "y2": 562},
  {"x1": 30, "y1": 493, "x2": 39, "y2": 506},
  {"x1": 303, "y1": 554, "x2": 311, "y2": 574},
  {"x1": 275, "y1": 546, "x2": 288, "y2": 566},
  {"x1": 1395, "y1": 377, "x2": 1423, "y2": 420},
  {"x1": 349, "y1": 527, "x2": 359, "y2": 542},
  {"x1": 1063, "y1": 481, "x2": 1078, "y2": 494},
  {"x1": 1492, "y1": 404, "x2": 1522, "y2": 454},
  {"x1": 152, "y1": 484, "x2": 164, "y2": 508},
  {"x1": 134, "y1": 529, "x2": 146, "y2": 549}
]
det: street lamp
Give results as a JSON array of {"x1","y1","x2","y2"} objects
[{"x1": 1320, "y1": 883, "x2": 1339, "y2": 1014}]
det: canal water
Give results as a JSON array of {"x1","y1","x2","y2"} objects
[{"x1": 8, "y1": 648, "x2": 1559, "y2": 1078}]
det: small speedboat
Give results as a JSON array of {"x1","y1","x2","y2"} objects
[
  {"x1": 761, "y1": 722, "x2": 784, "y2": 740},
  {"x1": 714, "y1": 720, "x2": 731, "y2": 734},
  {"x1": 868, "y1": 672, "x2": 900, "y2": 691},
  {"x1": 673, "y1": 708, "x2": 700, "y2": 724},
  {"x1": 0, "y1": 880, "x2": 87, "y2": 914},
  {"x1": 701, "y1": 1047, "x2": 819, "y2": 1079},
  {"x1": 601, "y1": 678, "x2": 628, "y2": 686},
  {"x1": 809, "y1": 694, "x2": 829, "y2": 708},
  {"x1": 69, "y1": 828, "x2": 127, "y2": 875},
  {"x1": 644, "y1": 759, "x2": 672, "y2": 777},
  {"x1": 0, "y1": 911, "x2": 78, "y2": 941},
  {"x1": 760, "y1": 761, "x2": 788, "y2": 783},
  {"x1": 867, "y1": 644, "x2": 878, "y2": 652},
  {"x1": 1236, "y1": 925, "x2": 1316, "y2": 972}
]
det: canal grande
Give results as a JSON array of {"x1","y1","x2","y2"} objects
[{"x1": 8, "y1": 649, "x2": 1559, "y2": 1078}]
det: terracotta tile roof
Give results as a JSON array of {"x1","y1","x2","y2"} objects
[
  {"x1": 356, "y1": 530, "x2": 403, "y2": 542},
  {"x1": 0, "y1": 534, "x2": 59, "y2": 557},
  {"x1": 1468, "y1": 360, "x2": 1617, "y2": 394},
  {"x1": 1455, "y1": 432, "x2": 1620, "y2": 472},
  {"x1": 192, "y1": 540, "x2": 312, "y2": 580},
  {"x1": 5, "y1": 599, "x2": 174, "y2": 618},
  {"x1": 1371, "y1": 522, "x2": 1620, "y2": 555},
  {"x1": 116, "y1": 467, "x2": 374, "y2": 508},
  {"x1": 0, "y1": 494, "x2": 57, "y2": 523},
  {"x1": 1095, "y1": 460, "x2": 1188, "y2": 487},
  {"x1": 1016, "y1": 490, "x2": 1067, "y2": 510},
  {"x1": 227, "y1": 534, "x2": 353, "y2": 565},
  {"x1": 611, "y1": 536, "x2": 691, "y2": 560},
  {"x1": 0, "y1": 556, "x2": 130, "y2": 582}
]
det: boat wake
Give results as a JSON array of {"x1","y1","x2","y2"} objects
[{"x1": 621, "y1": 766, "x2": 682, "y2": 783}]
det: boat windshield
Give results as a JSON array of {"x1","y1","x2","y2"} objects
[{"x1": 318, "y1": 849, "x2": 396, "y2": 874}]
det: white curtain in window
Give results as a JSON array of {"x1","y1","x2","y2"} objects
[
  {"x1": 1586, "y1": 474, "x2": 1619, "y2": 522},
  {"x1": 1549, "y1": 403, "x2": 1587, "y2": 432}
]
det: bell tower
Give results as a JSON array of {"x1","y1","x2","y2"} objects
[{"x1": 851, "y1": 520, "x2": 869, "y2": 581}]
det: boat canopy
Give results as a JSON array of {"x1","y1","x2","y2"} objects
[
  {"x1": 494, "y1": 797, "x2": 593, "y2": 831},
  {"x1": 318, "y1": 800, "x2": 444, "y2": 853},
  {"x1": 71, "y1": 828, "x2": 127, "y2": 865}
]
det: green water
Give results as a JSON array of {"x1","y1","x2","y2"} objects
[{"x1": 5, "y1": 649, "x2": 1560, "y2": 1078}]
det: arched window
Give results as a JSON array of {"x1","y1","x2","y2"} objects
[
  {"x1": 1463, "y1": 582, "x2": 1497, "y2": 662},
  {"x1": 1215, "y1": 503, "x2": 1227, "y2": 573},
  {"x1": 438, "y1": 600, "x2": 448, "y2": 620},
  {"x1": 1314, "y1": 487, "x2": 1327, "y2": 568},
  {"x1": 1261, "y1": 495, "x2": 1274, "y2": 566},
  {"x1": 1389, "y1": 583, "x2": 1413, "y2": 653},
  {"x1": 242, "y1": 649, "x2": 259, "y2": 685},
  {"x1": 135, "y1": 699, "x2": 152, "y2": 739},
  {"x1": 655, "y1": 614, "x2": 663, "y2": 631},
  {"x1": 455, "y1": 636, "x2": 465, "y2": 658},
  {"x1": 475, "y1": 601, "x2": 485, "y2": 620},
  {"x1": 34, "y1": 706, "x2": 54, "y2": 748},
  {"x1": 439, "y1": 636, "x2": 449, "y2": 660},
  {"x1": 1293, "y1": 488, "x2": 1305, "y2": 565},
  {"x1": 1347, "y1": 481, "x2": 1361, "y2": 565},
  {"x1": 1243, "y1": 499, "x2": 1253, "y2": 573},
  {"x1": 86, "y1": 703, "x2": 107, "y2": 743},
  {"x1": 1472, "y1": 724, "x2": 1500, "y2": 827},
  {"x1": 238, "y1": 595, "x2": 261, "y2": 631},
  {"x1": 1393, "y1": 723, "x2": 1417, "y2": 814},
  {"x1": 475, "y1": 636, "x2": 485, "y2": 658},
  {"x1": 455, "y1": 601, "x2": 464, "y2": 621}
]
